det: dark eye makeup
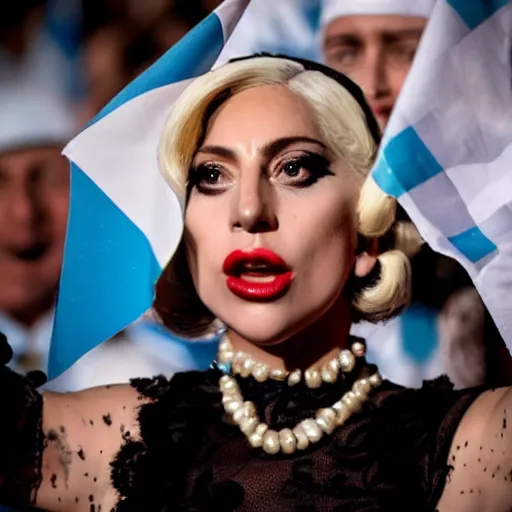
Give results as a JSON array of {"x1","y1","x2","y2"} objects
[{"x1": 189, "y1": 151, "x2": 334, "y2": 195}]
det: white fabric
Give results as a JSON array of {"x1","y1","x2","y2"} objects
[
  {"x1": 63, "y1": 80, "x2": 190, "y2": 267},
  {"x1": 62, "y1": 0, "x2": 249, "y2": 271},
  {"x1": 0, "y1": 306, "x2": 217, "y2": 391},
  {"x1": 50, "y1": 319, "x2": 219, "y2": 391},
  {"x1": 320, "y1": 0, "x2": 436, "y2": 29},
  {"x1": 217, "y1": 0, "x2": 321, "y2": 65},
  {"x1": 372, "y1": 0, "x2": 512, "y2": 350},
  {"x1": 0, "y1": 82, "x2": 76, "y2": 153}
]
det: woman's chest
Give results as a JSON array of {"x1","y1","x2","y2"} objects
[{"x1": 181, "y1": 427, "x2": 430, "y2": 512}]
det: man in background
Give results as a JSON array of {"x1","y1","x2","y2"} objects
[
  {"x1": 0, "y1": 83, "x2": 219, "y2": 391},
  {"x1": 319, "y1": 0, "x2": 494, "y2": 388},
  {"x1": 320, "y1": 0, "x2": 431, "y2": 130},
  {"x1": 0, "y1": 85, "x2": 72, "y2": 375}
]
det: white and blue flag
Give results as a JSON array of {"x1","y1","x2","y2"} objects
[
  {"x1": 372, "y1": 0, "x2": 512, "y2": 350},
  {"x1": 50, "y1": 0, "x2": 250, "y2": 378},
  {"x1": 53, "y1": 0, "x2": 512, "y2": 379}
]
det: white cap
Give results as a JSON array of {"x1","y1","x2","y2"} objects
[
  {"x1": 0, "y1": 83, "x2": 76, "y2": 154},
  {"x1": 320, "y1": 0, "x2": 436, "y2": 29}
]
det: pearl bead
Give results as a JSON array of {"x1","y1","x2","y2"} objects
[
  {"x1": 240, "y1": 416, "x2": 259, "y2": 436},
  {"x1": 279, "y1": 428, "x2": 297, "y2": 455},
  {"x1": 369, "y1": 373, "x2": 382, "y2": 387},
  {"x1": 216, "y1": 334, "x2": 385, "y2": 457},
  {"x1": 342, "y1": 391, "x2": 361, "y2": 412},
  {"x1": 332, "y1": 401, "x2": 351, "y2": 425},
  {"x1": 353, "y1": 389, "x2": 366, "y2": 402},
  {"x1": 339, "y1": 350, "x2": 356, "y2": 372},
  {"x1": 287, "y1": 369, "x2": 302, "y2": 386},
  {"x1": 232, "y1": 408, "x2": 245, "y2": 424},
  {"x1": 351, "y1": 340, "x2": 366, "y2": 358},
  {"x1": 248, "y1": 423, "x2": 268, "y2": 447},
  {"x1": 219, "y1": 338, "x2": 230, "y2": 352},
  {"x1": 222, "y1": 388, "x2": 242, "y2": 402},
  {"x1": 254, "y1": 423, "x2": 269, "y2": 437},
  {"x1": 244, "y1": 401, "x2": 258, "y2": 417},
  {"x1": 328, "y1": 357, "x2": 340, "y2": 373},
  {"x1": 316, "y1": 408, "x2": 336, "y2": 434},
  {"x1": 240, "y1": 357, "x2": 255, "y2": 378},
  {"x1": 353, "y1": 378, "x2": 372, "y2": 395},
  {"x1": 262, "y1": 430, "x2": 280, "y2": 454},
  {"x1": 332, "y1": 400, "x2": 343, "y2": 412},
  {"x1": 292, "y1": 425, "x2": 310, "y2": 450},
  {"x1": 321, "y1": 365, "x2": 337, "y2": 384},
  {"x1": 248, "y1": 431, "x2": 264, "y2": 448},
  {"x1": 232, "y1": 353, "x2": 246, "y2": 374},
  {"x1": 218, "y1": 350, "x2": 234, "y2": 363},
  {"x1": 270, "y1": 368, "x2": 287, "y2": 381},
  {"x1": 224, "y1": 398, "x2": 243, "y2": 414},
  {"x1": 219, "y1": 375, "x2": 232, "y2": 388},
  {"x1": 233, "y1": 401, "x2": 257, "y2": 424},
  {"x1": 252, "y1": 363, "x2": 269, "y2": 382},
  {"x1": 304, "y1": 369, "x2": 322, "y2": 389},
  {"x1": 301, "y1": 419, "x2": 323, "y2": 443}
]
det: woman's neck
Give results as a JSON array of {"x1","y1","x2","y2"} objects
[{"x1": 226, "y1": 298, "x2": 353, "y2": 372}]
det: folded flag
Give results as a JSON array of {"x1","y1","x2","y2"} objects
[
  {"x1": 372, "y1": 0, "x2": 512, "y2": 350},
  {"x1": 50, "y1": 0, "x2": 250, "y2": 378}
]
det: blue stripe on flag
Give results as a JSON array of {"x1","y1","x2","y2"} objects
[
  {"x1": 400, "y1": 302, "x2": 439, "y2": 365},
  {"x1": 373, "y1": 126, "x2": 444, "y2": 197},
  {"x1": 448, "y1": 225, "x2": 497, "y2": 263},
  {"x1": 447, "y1": 0, "x2": 509, "y2": 30},
  {"x1": 49, "y1": 164, "x2": 161, "y2": 378},
  {"x1": 89, "y1": 11, "x2": 225, "y2": 126}
]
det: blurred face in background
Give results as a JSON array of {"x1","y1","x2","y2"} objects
[
  {"x1": 0, "y1": 145, "x2": 69, "y2": 325},
  {"x1": 323, "y1": 15, "x2": 426, "y2": 130}
]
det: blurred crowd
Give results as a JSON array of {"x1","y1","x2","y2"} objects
[
  {"x1": 0, "y1": 0, "x2": 510, "y2": 403},
  {"x1": 1, "y1": 0, "x2": 221, "y2": 120},
  {"x1": 0, "y1": 0, "x2": 222, "y2": 393}
]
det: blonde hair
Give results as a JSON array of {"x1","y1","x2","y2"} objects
[{"x1": 154, "y1": 56, "x2": 422, "y2": 336}]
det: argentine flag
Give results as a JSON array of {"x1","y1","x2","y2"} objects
[
  {"x1": 371, "y1": 0, "x2": 512, "y2": 350},
  {"x1": 50, "y1": 0, "x2": 250, "y2": 379}
]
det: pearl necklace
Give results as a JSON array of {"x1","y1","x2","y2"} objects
[
  {"x1": 218, "y1": 335, "x2": 367, "y2": 388},
  {"x1": 217, "y1": 336, "x2": 382, "y2": 456}
]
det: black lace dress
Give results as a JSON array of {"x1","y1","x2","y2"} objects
[{"x1": 112, "y1": 363, "x2": 482, "y2": 512}]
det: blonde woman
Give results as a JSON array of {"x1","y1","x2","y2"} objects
[{"x1": 0, "y1": 55, "x2": 508, "y2": 512}]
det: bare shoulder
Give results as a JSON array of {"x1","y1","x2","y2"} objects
[
  {"x1": 437, "y1": 387, "x2": 512, "y2": 512},
  {"x1": 36, "y1": 382, "x2": 152, "y2": 511}
]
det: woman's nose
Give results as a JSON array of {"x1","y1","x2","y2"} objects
[{"x1": 232, "y1": 174, "x2": 278, "y2": 234}]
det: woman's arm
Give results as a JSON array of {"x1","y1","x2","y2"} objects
[
  {"x1": 35, "y1": 384, "x2": 147, "y2": 512},
  {"x1": 436, "y1": 387, "x2": 512, "y2": 512},
  {"x1": 0, "y1": 334, "x2": 150, "y2": 512}
]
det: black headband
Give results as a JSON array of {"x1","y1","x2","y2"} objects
[{"x1": 228, "y1": 53, "x2": 382, "y2": 146}]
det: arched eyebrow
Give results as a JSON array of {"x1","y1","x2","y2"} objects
[{"x1": 196, "y1": 136, "x2": 327, "y2": 162}]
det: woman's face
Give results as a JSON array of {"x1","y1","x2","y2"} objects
[{"x1": 184, "y1": 84, "x2": 370, "y2": 345}]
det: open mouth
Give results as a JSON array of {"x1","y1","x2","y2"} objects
[
  {"x1": 223, "y1": 249, "x2": 294, "y2": 301},
  {"x1": 230, "y1": 261, "x2": 289, "y2": 283}
]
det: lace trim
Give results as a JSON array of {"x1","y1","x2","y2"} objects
[
  {"x1": 111, "y1": 371, "x2": 482, "y2": 511},
  {"x1": 0, "y1": 366, "x2": 44, "y2": 509}
]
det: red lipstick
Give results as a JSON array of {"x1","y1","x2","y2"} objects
[{"x1": 222, "y1": 248, "x2": 293, "y2": 301}]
